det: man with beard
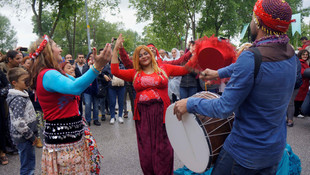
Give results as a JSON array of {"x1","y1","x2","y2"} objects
[{"x1": 174, "y1": 0, "x2": 298, "y2": 174}]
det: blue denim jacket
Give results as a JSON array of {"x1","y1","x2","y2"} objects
[{"x1": 187, "y1": 49, "x2": 297, "y2": 169}]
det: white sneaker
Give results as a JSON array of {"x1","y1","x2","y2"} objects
[
  {"x1": 110, "y1": 118, "x2": 115, "y2": 124},
  {"x1": 118, "y1": 117, "x2": 124, "y2": 124},
  {"x1": 297, "y1": 114, "x2": 305, "y2": 118}
]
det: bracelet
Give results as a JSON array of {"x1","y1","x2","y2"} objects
[{"x1": 91, "y1": 65, "x2": 101, "y2": 74}]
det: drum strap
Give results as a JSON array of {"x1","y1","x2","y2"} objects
[{"x1": 249, "y1": 47, "x2": 262, "y2": 80}]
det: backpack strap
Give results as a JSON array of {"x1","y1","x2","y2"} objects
[{"x1": 249, "y1": 47, "x2": 262, "y2": 80}]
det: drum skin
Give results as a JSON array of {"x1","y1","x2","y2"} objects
[{"x1": 165, "y1": 91, "x2": 234, "y2": 173}]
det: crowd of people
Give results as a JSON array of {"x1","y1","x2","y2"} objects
[{"x1": 0, "y1": 0, "x2": 309, "y2": 174}]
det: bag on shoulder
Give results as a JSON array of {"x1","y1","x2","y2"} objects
[{"x1": 111, "y1": 76, "x2": 124, "y2": 86}]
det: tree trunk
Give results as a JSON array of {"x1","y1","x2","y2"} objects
[
  {"x1": 49, "y1": 1, "x2": 64, "y2": 38},
  {"x1": 192, "y1": 1, "x2": 196, "y2": 40},
  {"x1": 184, "y1": 22, "x2": 190, "y2": 49},
  {"x1": 192, "y1": 21, "x2": 196, "y2": 40},
  {"x1": 31, "y1": 0, "x2": 43, "y2": 36},
  {"x1": 73, "y1": 12, "x2": 77, "y2": 59},
  {"x1": 65, "y1": 24, "x2": 72, "y2": 55}
]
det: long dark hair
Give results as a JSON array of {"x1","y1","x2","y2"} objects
[{"x1": 29, "y1": 38, "x2": 63, "y2": 89}]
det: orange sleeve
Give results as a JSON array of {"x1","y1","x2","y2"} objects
[{"x1": 111, "y1": 63, "x2": 135, "y2": 82}]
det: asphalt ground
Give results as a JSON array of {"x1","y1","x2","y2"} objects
[{"x1": 1, "y1": 102, "x2": 310, "y2": 175}]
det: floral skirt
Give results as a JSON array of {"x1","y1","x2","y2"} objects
[{"x1": 41, "y1": 138, "x2": 91, "y2": 175}]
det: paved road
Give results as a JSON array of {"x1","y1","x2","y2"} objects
[{"x1": 1, "y1": 104, "x2": 310, "y2": 175}]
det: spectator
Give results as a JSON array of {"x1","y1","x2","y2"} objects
[
  {"x1": 21, "y1": 56, "x2": 33, "y2": 71},
  {"x1": 103, "y1": 61, "x2": 126, "y2": 124},
  {"x1": 65, "y1": 54, "x2": 73, "y2": 61},
  {"x1": 300, "y1": 36, "x2": 310, "y2": 50},
  {"x1": 6, "y1": 67, "x2": 38, "y2": 175},
  {"x1": 74, "y1": 53, "x2": 88, "y2": 116},
  {"x1": 0, "y1": 50, "x2": 22, "y2": 155},
  {"x1": 294, "y1": 49, "x2": 310, "y2": 118},
  {"x1": 180, "y1": 50, "x2": 185, "y2": 56},
  {"x1": 0, "y1": 69, "x2": 9, "y2": 165},
  {"x1": 159, "y1": 49, "x2": 166, "y2": 60},
  {"x1": 83, "y1": 52, "x2": 101, "y2": 126}
]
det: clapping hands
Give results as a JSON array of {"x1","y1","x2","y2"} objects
[
  {"x1": 93, "y1": 44, "x2": 112, "y2": 70},
  {"x1": 114, "y1": 34, "x2": 124, "y2": 51}
]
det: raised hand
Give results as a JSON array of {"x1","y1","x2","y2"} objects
[
  {"x1": 114, "y1": 34, "x2": 124, "y2": 51},
  {"x1": 93, "y1": 44, "x2": 112, "y2": 70}
]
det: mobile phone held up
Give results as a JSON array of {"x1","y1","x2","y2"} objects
[
  {"x1": 19, "y1": 47, "x2": 28, "y2": 52},
  {"x1": 69, "y1": 60, "x2": 75, "y2": 65}
]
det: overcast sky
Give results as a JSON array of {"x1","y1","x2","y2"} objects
[{"x1": 0, "y1": 0, "x2": 309, "y2": 48}]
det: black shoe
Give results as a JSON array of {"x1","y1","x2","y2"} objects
[
  {"x1": 107, "y1": 111, "x2": 111, "y2": 115},
  {"x1": 94, "y1": 120, "x2": 101, "y2": 126},
  {"x1": 87, "y1": 121, "x2": 91, "y2": 126},
  {"x1": 5, "y1": 147, "x2": 18, "y2": 155},
  {"x1": 123, "y1": 112, "x2": 128, "y2": 118},
  {"x1": 101, "y1": 115, "x2": 106, "y2": 121},
  {"x1": 287, "y1": 120, "x2": 294, "y2": 127}
]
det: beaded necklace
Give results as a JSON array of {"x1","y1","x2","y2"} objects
[{"x1": 252, "y1": 34, "x2": 290, "y2": 47}]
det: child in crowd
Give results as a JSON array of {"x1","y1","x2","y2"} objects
[{"x1": 6, "y1": 67, "x2": 38, "y2": 175}]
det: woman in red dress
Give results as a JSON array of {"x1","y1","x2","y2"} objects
[{"x1": 111, "y1": 34, "x2": 193, "y2": 175}]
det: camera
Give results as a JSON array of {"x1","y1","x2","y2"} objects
[
  {"x1": 19, "y1": 47, "x2": 28, "y2": 52},
  {"x1": 69, "y1": 60, "x2": 75, "y2": 65}
]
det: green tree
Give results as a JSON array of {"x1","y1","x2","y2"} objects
[
  {"x1": 1, "y1": 0, "x2": 120, "y2": 38},
  {"x1": 286, "y1": 0, "x2": 310, "y2": 49},
  {"x1": 38, "y1": 5, "x2": 140, "y2": 58},
  {"x1": 0, "y1": 14, "x2": 17, "y2": 52},
  {"x1": 129, "y1": 0, "x2": 198, "y2": 49},
  {"x1": 29, "y1": 0, "x2": 122, "y2": 57}
]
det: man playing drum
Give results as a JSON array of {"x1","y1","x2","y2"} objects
[{"x1": 174, "y1": 0, "x2": 298, "y2": 174}]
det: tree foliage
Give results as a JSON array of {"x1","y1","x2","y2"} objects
[
  {"x1": 130, "y1": 0, "x2": 308, "y2": 49},
  {"x1": 31, "y1": 4, "x2": 141, "y2": 58},
  {"x1": 1, "y1": 0, "x2": 120, "y2": 38},
  {"x1": 0, "y1": 14, "x2": 17, "y2": 52},
  {"x1": 1, "y1": 0, "x2": 309, "y2": 53},
  {"x1": 129, "y1": 0, "x2": 199, "y2": 50}
]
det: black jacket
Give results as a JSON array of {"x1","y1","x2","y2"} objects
[{"x1": 75, "y1": 63, "x2": 88, "y2": 78}]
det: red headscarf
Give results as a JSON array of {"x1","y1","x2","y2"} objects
[
  {"x1": 147, "y1": 43, "x2": 162, "y2": 65},
  {"x1": 147, "y1": 43, "x2": 161, "y2": 59}
]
